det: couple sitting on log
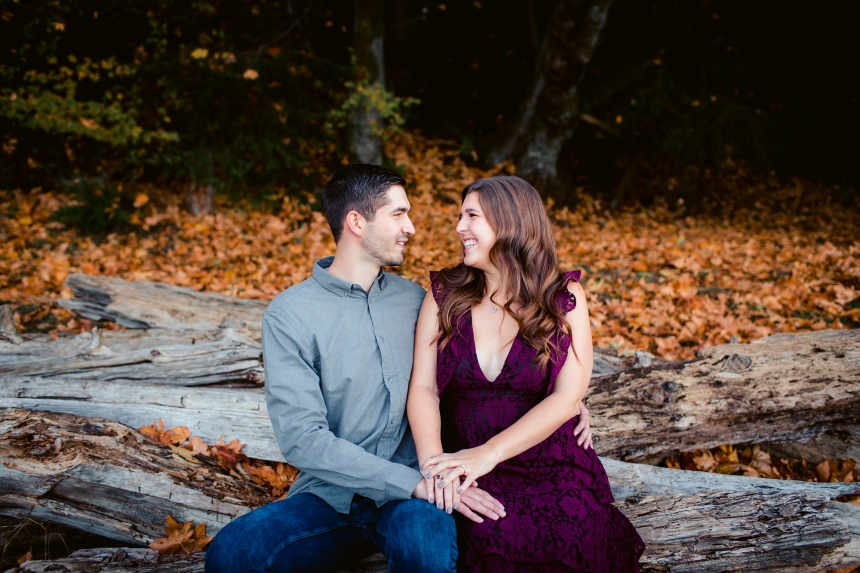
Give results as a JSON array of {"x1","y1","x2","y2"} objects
[{"x1": 205, "y1": 165, "x2": 645, "y2": 572}]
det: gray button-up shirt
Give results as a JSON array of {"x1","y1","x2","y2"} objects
[{"x1": 262, "y1": 256, "x2": 426, "y2": 512}]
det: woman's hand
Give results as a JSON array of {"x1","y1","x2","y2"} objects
[
  {"x1": 573, "y1": 402, "x2": 594, "y2": 450},
  {"x1": 418, "y1": 458, "x2": 439, "y2": 506},
  {"x1": 421, "y1": 445, "x2": 501, "y2": 510}
]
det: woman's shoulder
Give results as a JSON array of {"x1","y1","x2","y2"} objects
[
  {"x1": 428, "y1": 268, "x2": 451, "y2": 306},
  {"x1": 557, "y1": 269, "x2": 583, "y2": 314}
]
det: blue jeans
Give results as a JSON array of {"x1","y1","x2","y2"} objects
[{"x1": 205, "y1": 493, "x2": 457, "y2": 573}]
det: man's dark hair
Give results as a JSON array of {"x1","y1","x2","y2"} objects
[{"x1": 320, "y1": 164, "x2": 406, "y2": 243}]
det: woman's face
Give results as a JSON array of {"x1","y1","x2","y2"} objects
[{"x1": 456, "y1": 191, "x2": 497, "y2": 271}]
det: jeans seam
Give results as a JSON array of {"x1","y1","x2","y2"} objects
[{"x1": 260, "y1": 522, "x2": 350, "y2": 572}]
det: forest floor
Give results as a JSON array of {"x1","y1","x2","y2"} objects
[
  {"x1": 2, "y1": 131, "x2": 859, "y2": 360},
  {"x1": 1, "y1": 131, "x2": 860, "y2": 570}
]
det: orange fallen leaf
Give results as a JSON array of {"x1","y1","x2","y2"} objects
[{"x1": 149, "y1": 514, "x2": 212, "y2": 555}]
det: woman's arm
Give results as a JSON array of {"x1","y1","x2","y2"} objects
[
  {"x1": 406, "y1": 290, "x2": 445, "y2": 504},
  {"x1": 422, "y1": 280, "x2": 594, "y2": 493},
  {"x1": 408, "y1": 289, "x2": 508, "y2": 522}
]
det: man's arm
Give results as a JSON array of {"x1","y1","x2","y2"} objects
[{"x1": 263, "y1": 309, "x2": 422, "y2": 504}]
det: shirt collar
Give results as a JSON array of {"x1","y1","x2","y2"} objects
[{"x1": 312, "y1": 256, "x2": 387, "y2": 297}]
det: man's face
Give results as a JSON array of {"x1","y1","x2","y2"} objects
[{"x1": 361, "y1": 185, "x2": 415, "y2": 267}]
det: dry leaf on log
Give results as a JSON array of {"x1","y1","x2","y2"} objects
[{"x1": 148, "y1": 515, "x2": 212, "y2": 555}]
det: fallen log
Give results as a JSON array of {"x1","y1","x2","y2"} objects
[
  {"x1": 15, "y1": 548, "x2": 205, "y2": 573},
  {"x1": 13, "y1": 548, "x2": 391, "y2": 573},
  {"x1": 53, "y1": 275, "x2": 860, "y2": 458},
  {"x1": 0, "y1": 378, "x2": 278, "y2": 459},
  {"x1": 59, "y1": 274, "x2": 267, "y2": 332},
  {"x1": 0, "y1": 327, "x2": 263, "y2": 386},
  {"x1": 53, "y1": 274, "x2": 626, "y2": 377},
  {"x1": 2, "y1": 409, "x2": 858, "y2": 572},
  {"x1": 588, "y1": 328, "x2": 860, "y2": 461},
  {"x1": 4, "y1": 327, "x2": 857, "y2": 462},
  {"x1": 603, "y1": 458, "x2": 860, "y2": 572},
  {"x1": 0, "y1": 409, "x2": 265, "y2": 547}
]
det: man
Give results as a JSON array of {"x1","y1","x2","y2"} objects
[
  {"x1": 206, "y1": 165, "x2": 505, "y2": 573},
  {"x1": 205, "y1": 165, "x2": 591, "y2": 572}
]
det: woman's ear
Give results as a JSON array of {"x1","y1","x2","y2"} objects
[{"x1": 343, "y1": 210, "x2": 366, "y2": 239}]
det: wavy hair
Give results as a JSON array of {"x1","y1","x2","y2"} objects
[{"x1": 436, "y1": 176, "x2": 571, "y2": 371}]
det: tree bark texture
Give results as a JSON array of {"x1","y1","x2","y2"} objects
[
  {"x1": 483, "y1": 0, "x2": 613, "y2": 195},
  {"x1": 59, "y1": 274, "x2": 267, "y2": 333},
  {"x1": 4, "y1": 327, "x2": 857, "y2": 462},
  {"x1": 16, "y1": 548, "x2": 205, "y2": 573},
  {"x1": 49, "y1": 273, "x2": 623, "y2": 378},
  {"x1": 0, "y1": 327, "x2": 262, "y2": 386},
  {"x1": 588, "y1": 328, "x2": 860, "y2": 462},
  {"x1": 349, "y1": 0, "x2": 385, "y2": 164},
  {"x1": 2, "y1": 410, "x2": 858, "y2": 572},
  {"x1": 13, "y1": 548, "x2": 392, "y2": 573},
  {"x1": 0, "y1": 378, "x2": 278, "y2": 459},
  {"x1": 0, "y1": 410, "x2": 264, "y2": 547}
]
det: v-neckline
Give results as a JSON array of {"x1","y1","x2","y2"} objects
[{"x1": 468, "y1": 309, "x2": 520, "y2": 383}]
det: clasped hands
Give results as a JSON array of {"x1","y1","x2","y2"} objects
[
  {"x1": 420, "y1": 443, "x2": 502, "y2": 522},
  {"x1": 413, "y1": 403, "x2": 593, "y2": 522},
  {"x1": 410, "y1": 445, "x2": 506, "y2": 524}
]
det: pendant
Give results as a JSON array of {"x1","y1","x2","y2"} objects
[{"x1": 491, "y1": 306, "x2": 498, "y2": 313}]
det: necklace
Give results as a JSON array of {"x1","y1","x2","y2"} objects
[{"x1": 491, "y1": 305, "x2": 498, "y2": 313}]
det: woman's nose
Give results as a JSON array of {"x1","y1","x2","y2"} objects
[{"x1": 455, "y1": 217, "x2": 467, "y2": 233}]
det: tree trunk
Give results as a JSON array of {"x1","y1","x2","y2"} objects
[
  {"x1": 3, "y1": 409, "x2": 858, "y2": 572},
  {"x1": 16, "y1": 548, "x2": 205, "y2": 573},
  {"x1": 483, "y1": 0, "x2": 612, "y2": 196},
  {"x1": 59, "y1": 273, "x2": 267, "y2": 332},
  {"x1": 4, "y1": 327, "x2": 857, "y2": 463},
  {"x1": 1, "y1": 378, "x2": 279, "y2": 459},
  {"x1": 0, "y1": 327, "x2": 263, "y2": 386},
  {"x1": 5, "y1": 274, "x2": 859, "y2": 460},
  {"x1": 587, "y1": 328, "x2": 860, "y2": 462},
  {"x1": 350, "y1": 0, "x2": 385, "y2": 164},
  {"x1": 0, "y1": 410, "x2": 264, "y2": 547}
]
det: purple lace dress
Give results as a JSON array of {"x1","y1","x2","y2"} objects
[{"x1": 430, "y1": 270, "x2": 644, "y2": 573}]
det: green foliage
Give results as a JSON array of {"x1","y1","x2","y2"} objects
[
  {"x1": 326, "y1": 62, "x2": 420, "y2": 140},
  {"x1": 52, "y1": 179, "x2": 134, "y2": 233},
  {"x1": 0, "y1": 0, "x2": 344, "y2": 198}
]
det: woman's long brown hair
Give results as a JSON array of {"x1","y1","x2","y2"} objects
[{"x1": 436, "y1": 176, "x2": 571, "y2": 371}]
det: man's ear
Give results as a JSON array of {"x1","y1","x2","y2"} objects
[{"x1": 343, "y1": 210, "x2": 367, "y2": 239}]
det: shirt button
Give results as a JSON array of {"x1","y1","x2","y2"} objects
[{"x1": 379, "y1": 337, "x2": 385, "y2": 342}]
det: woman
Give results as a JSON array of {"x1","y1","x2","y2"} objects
[{"x1": 407, "y1": 176, "x2": 644, "y2": 572}]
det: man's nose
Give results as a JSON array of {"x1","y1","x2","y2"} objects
[{"x1": 403, "y1": 214, "x2": 416, "y2": 236}]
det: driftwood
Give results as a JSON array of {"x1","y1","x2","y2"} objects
[
  {"x1": 52, "y1": 274, "x2": 626, "y2": 377},
  {"x1": 588, "y1": 328, "x2": 860, "y2": 461},
  {"x1": 2, "y1": 409, "x2": 859, "y2": 572},
  {"x1": 4, "y1": 274, "x2": 860, "y2": 570},
  {"x1": 0, "y1": 326, "x2": 262, "y2": 387},
  {"x1": 0, "y1": 409, "x2": 265, "y2": 547},
  {"x1": 603, "y1": 458, "x2": 860, "y2": 572},
  {"x1": 4, "y1": 327, "x2": 858, "y2": 462},
  {"x1": 0, "y1": 378, "x2": 278, "y2": 459},
  {"x1": 14, "y1": 548, "x2": 205, "y2": 573},
  {"x1": 59, "y1": 274, "x2": 267, "y2": 332},
  {"x1": 12, "y1": 548, "x2": 391, "y2": 573}
]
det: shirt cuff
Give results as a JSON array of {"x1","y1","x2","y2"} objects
[{"x1": 385, "y1": 465, "x2": 424, "y2": 500}]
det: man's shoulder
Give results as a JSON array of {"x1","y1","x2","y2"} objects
[
  {"x1": 384, "y1": 273, "x2": 426, "y2": 302},
  {"x1": 265, "y1": 276, "x2": 320, "y2": 319}
]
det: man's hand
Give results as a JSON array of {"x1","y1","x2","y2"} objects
[
  {"x1": 573, "y1": 402, "x2": 593, "y2": 450},
  {"x1": 414, "y1": 480, "x2": 506, "y2": 524},
  {"x1": 457, "y1": 484, "x2": 506, "y2": 524}
]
